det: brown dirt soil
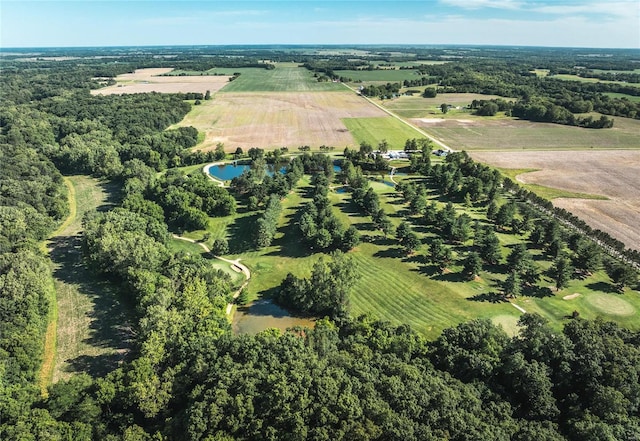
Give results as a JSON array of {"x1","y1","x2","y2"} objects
[
  {"x1": 173, "y1": 91, "x2": 387, "y2": 150},
  {"x1": 470, "y1": 150, "x2": 640, "y2": 251},
  {"x1": 91, "y1": 68, "x2": 230, "y2": 95}
]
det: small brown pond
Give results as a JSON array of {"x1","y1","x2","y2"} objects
[{"x1": 232, "y1": 299, "x2": 315, "y2": 335}]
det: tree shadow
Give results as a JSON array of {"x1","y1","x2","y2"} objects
[
  {"x1": 469, "y1": 292, "x2": 508, "y2": 303},
  {"x1": 227, "y1": 212, "x2": 260, "y2": 254},
  {"x1": 373, "y1": 247, "x2": 406, "y2": 259},
  {"x1": 523, "y1": 285, "x2": 554, "y2": 298},
  {"x1": 432, "y1": 271, "x2": 467, "y2": 283},
  {"x1": 585, "y1": 281, "x2": 619, "y2": 294}
]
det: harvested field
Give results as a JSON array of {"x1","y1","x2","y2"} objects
[
  {"x1": 172, "y1": 91, "x2": 387, "y2": 150},
  {"x1": 470, "y1": 150, "x2": 640, "y2": 251},
  {"x1": 412, "y1": 116, "x2": 640, "y2": 150},
  {"x1": 91, "y1": 68, "x2": 230, "y2": 95}
]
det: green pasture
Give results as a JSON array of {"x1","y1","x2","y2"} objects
[
  {"x1": 211, "y1": 64, "x2": 344, "y2": 92},
  {"x1": 342, "y1": 117, "x2": 425, "y2": 149}
]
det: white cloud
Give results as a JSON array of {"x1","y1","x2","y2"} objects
[
  {"x1": 439, "y1": 0, "x2": 523, "y2": 9},
  {"x1": 532, "y1": 1, "x2": 638, "y2": 18}
]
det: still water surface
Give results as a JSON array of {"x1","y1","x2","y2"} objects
[{"x1": 232, "y1": 299, "x2": 315, "y2": 335}]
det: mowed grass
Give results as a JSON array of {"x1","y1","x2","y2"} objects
[
  {"x1": 49, "y1": 176, "x2": 133, "y2": 383},
  {"x1": 216, "y1": 64, "x2": 344, "y2": 92},
  {"x1": 342, "y1": 117, "x2": 426, "y2": 149}
]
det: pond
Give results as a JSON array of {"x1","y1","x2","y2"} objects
[
  {"x1": 232, "y1": 299, "x2": 315, "y2": 335},
  {"x1": 208, "y1": 163, "x2": 287, "y2": 181}
]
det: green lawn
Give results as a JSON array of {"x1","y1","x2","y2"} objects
[
  {"x1": 342, "y1": 117, "x2": 426, "y2": 149},
  {"x1": 212, "y1": 64, "x2": 344, "y2": 92}
]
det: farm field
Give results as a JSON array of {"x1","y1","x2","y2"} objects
[
  {"x1": 550, "y1": 74, "x2": 640, "y2": 88},
  {"x1": 342, "y1": 116, "x2": 426, "y2": 148},
  {"x1": 470, "y1": 150, "x2": 640, "y2": 251},
  {"x1": 412, "y1": 114, "x2": 640, "y2": 150},
  {"x1": 605, "y1": 92, "x2": 640, "y2": 102},
  {"x1": 382, "y1": 93, "x2": 511, "y2": 118},
  {"x1": 336, "y1": 69, "x2": 431, "y2": 83},
  {"x1": 91, "y1": 68, "x2": 230, "y2": 95},
  {"x1": 171, "y1": 91, "x2": 387, "y2": 151},
  {"x1": 47, "y1": 176, "x2": 132, "y2": 383},
  {"x1": 217, "y1": 63, "x2": 344, "y2": 92}
]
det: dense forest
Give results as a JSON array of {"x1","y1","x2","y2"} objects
[{"x1": 1, "y1": 47, "x2": 639, "y2": 440}]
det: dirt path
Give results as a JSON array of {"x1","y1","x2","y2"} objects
[
  {"x1": 342, "y1": 83, "x2": 453, "y2": 152},
  {"x1": 171, "y1": 235, "x2": 251, "y2": 315}
]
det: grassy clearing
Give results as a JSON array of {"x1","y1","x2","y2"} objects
[
  {"x1": 216, "y1": 64, "x2": 344, "y2": 92},
  {"x1": 49, "y1": 176, "x2": 133, "y2": 383},
  {"x1": 604, "y1": 92, "x2": 640, "y2": 102},
  {"x1": 551, "y1": 74, "x2": 640, "y2": 88},
  {"x1": 342, "y1": 117, "x2": 425, "y2": 149},
  {"x1": 337, "y1": 69, "x2": 430, "y2": 83},
  {"x1": 497, "y1": 168, "x2": 609, "y2": 200}
]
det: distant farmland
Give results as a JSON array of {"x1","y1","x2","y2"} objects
[{"x1": 91, "y1": 68, "x2": 230, "y2": 95}]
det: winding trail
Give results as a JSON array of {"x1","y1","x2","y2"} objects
[
  {"x1": 341, "y1": 83, "x2": 453, "y2": 152},
  {"x1": 171, "y1": 235, "x2": 251, "y2": 315}
]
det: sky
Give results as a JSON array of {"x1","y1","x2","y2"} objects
[{"x1": 2, "y1": 0, "x2": 639, "y2": 49}]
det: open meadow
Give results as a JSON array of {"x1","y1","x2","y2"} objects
[
  {"x1": 47, "y1": 176, "x2": 132, "y2": 383},
  {"x1": 216, "y1": 63, "x2": 344, "y2": 92},
  {"x1": 172, "y1": 91, "x2": 388, "y2": 150},
  {"x1": 91, "y1": 68, "x2": 231, "y2": 95},
  {"x1": 470, "y1": 150, "x2": 640, "y2": 251}
]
